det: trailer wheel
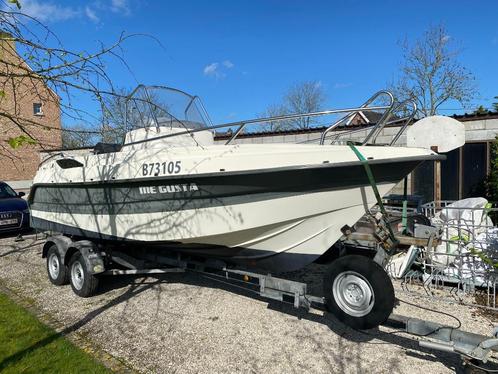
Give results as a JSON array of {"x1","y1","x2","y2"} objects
[
  {"x1": 324, "y1": 255, "x2": 394, "y2": 330},
  {"x1": 69, "y1": 251, "x2": 99, "y2": 297},
  {"x1": 46, "y1": 246, "x2": 69, "y2": 286}
]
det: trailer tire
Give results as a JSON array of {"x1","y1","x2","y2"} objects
[
  {"x1": 46, "y1": 246, "x2": 69, "y2": 285},
  {"x1": 69, "y1": 251, "x2": 99, "y2": 297},
  {"x1": 324, "y1": 255, "x2": 394, "y2": 330}
]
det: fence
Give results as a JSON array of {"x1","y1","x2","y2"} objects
[{"x1": 387, "y1": 199, "x2": 498, "y2": 311}]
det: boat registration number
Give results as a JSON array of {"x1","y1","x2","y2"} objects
[
  {"x1": 0, "y1": 219, "x2": 18, "y2": 226},
  {"x1": 142, "y1": 161, "x2": 181, "y2": 176}
]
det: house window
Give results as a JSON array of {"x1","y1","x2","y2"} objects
[{"x1": 33, "y1": 103, "x2": 43, "y2": 115}]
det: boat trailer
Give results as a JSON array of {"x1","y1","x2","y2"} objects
[
  {"x1": 110, "y1": 259, "x2": 498, "y2": 366},
  {"x1": 108, "y1": 249, "x2": 498, "y2": 369},
  {"x1": 41, "y1": 228, "x2": 498, "y2": 370}
]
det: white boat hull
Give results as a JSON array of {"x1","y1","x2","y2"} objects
[
  {"x1": 32, "y1": 182, "x2": 391, "y2": 247},
  {"x1": 30, "y1": 144, "x2": 440, "y2": 271}
]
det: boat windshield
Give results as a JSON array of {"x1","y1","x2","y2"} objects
[{"x1": 125, "y1": 85, "x2": 212, "y2": 132}]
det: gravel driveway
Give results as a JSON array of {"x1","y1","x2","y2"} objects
[{"x1": 0, "y1": 233, "x2": 496, "y2": 373}]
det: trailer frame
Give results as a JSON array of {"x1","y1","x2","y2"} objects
[{"x1": 41, "y1": 232, "x2": 498, "y2": 367}]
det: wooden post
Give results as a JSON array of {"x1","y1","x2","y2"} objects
[{"x1": 431, "y1": 146, "x2": 441, "y2": 209}]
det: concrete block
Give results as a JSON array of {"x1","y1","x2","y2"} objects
[
  {"x1": 465, "y1": 130, "x2": 491, "y2": 142},
  {"x1": 258, "y1": 136, "x2": 269, "y2": 143},
  {"x1": 485, "y1": 130, "x2": 498, "y2": 140},
  {"x1": 465, "y1": 121, "x2": 486, "y2": 131},
  {"x1": 374, "y1": 136, "x2": 392, "y2": 144},
  {"x1": 271, "y1": 135, "x2": 285, "y2": 144},
  {"x1": 307, "y1": 135, "x2": 321, "y2": 144},
  {"x1": 5, "y1": 179, "x2": 32, "y2": 190},
  {"x1": 282, "y1": 134, "x2": 297, "y2": 144},
  {"x1": 483, "y1": 119, "x2": 498, "y2": 130},
  {"x1": 381, "y1": 127, "x2": 400, "y2": 136},
  {"x1": 295, "y1": 134, "x2": 309, "y2": 144}
]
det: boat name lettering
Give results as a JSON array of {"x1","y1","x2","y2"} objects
[
  {"x1": 142, "y1": 161, "x2": 181, "y2": 176},
  {"x1": 139, "y1": 183, "x2": 198, "y2": 195}
]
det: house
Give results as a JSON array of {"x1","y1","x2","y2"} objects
[
  {"x1": 0, "y1": 32, "x2": 61, "y2": 192},
  {"x1": 347, "y1": 111, "x2": 384, "y2": 126}
]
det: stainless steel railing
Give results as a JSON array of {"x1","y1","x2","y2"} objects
[{"x1": 122, "y1": 87, "x2": 417, "y2": 148}]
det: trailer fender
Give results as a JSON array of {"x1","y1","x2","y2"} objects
[
  {"x1": 42, "y1": 236, "x2": 105, "y2": 275},
  {"x1": 68, "y1": 241, "x2": 105, "y2": 275},
  {"x1": 42, "y1": 235, "x2": 73, "y2": 259}
]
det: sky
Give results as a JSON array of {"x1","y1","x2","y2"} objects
[{"x1": 6, "y1": 0, "x2": 498, "y2": 126}]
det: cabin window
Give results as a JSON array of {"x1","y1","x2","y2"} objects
[
  {"x1": 33, "y1": 103, "x2": 43, "y2": 116},
  {"x1": 56, "y1": 159, "x2": 83, "y2": 169}
]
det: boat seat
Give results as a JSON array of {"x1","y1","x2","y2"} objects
[{"x1": 93, "y1": 142, "x2": 123, "y2": 154}]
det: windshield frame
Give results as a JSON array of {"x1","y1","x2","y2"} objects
[{"x1": 124, "y1": 85, "x2": 213, "y2": 134}]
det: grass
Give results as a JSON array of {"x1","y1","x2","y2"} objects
[{"x1": 0, "y1": 292, "x2": 110, "y2": 373}]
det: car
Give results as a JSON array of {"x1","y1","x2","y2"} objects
[{"x1": 0, "y1": 181, "x2": 30, "y2": 235}]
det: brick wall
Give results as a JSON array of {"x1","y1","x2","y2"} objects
[{"x1": 0, "y1": 34, "x2": 61, "y2": 182}]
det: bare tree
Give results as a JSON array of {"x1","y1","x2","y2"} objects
[
  {"x1": 391, "y1": 24, "x2": 476, "y2": 117},
  {"x1": 258, "y1": 103, "x2": 290, "y2": 132},
  {"x1": 0, "y1": 1, "x2": 144, "y2": 159},
  {"x1": 284, "y1": 81, "x2": 326, "y2": 128},
  {"x1": 61, "y1": 124, "x2": 98, "y2": 149},
  {"x1": 100, "y1": 87, "x2": 171, "y2": 143},
  {"x1": 260, "y1": 80, "x2": 326, "y2": 130},
  {"x1": 100, "y1": 87, "x2": 132, "y2": 144}
]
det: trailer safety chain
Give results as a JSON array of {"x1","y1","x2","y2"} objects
[{"x1": 347, "y1": 142, "x2": 399, "y2": 254}]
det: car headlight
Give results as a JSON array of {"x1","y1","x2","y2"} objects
[{"x1": 22, "y1": 209, "x2": 30, "y2": 214}]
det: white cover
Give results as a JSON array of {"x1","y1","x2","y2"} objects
[{"x1": 407, "y1": 115, "x2": 465, "y2": 153}]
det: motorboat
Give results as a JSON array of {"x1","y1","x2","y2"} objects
[
  {"x1": 31, "y1": 86, "x2": 498, "y2": 356},
  {"x1": 29, "y1": 86, "x2": 441, "y2": 272}
]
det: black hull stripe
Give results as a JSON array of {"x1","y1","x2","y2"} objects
[
  {"x1": 29, "y1": 159, "x2": 422, "y2": 215},
  {"x1": 29, "y1": 186, "x2": 393, "y2": 215}
]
